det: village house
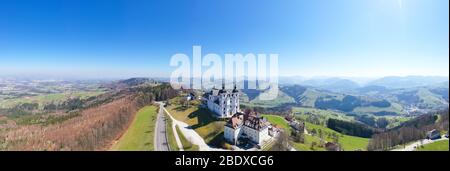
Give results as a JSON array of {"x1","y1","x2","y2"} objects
[
  {"x1": 325, "y1": 142, "x2": 341, "y2": 151},
  {"x1": 285, "y1": 114, "x2": 305, "y2": 133},
  {"x1": 426, "y1": 129, "x2": 441, "y2": 140},
  {"x1": 185, "y1": 92, "x2": 196, "y2": 101}
]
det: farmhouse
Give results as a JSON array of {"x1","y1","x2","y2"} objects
[
  {"x1": 204, "y1": 85, "x2": 240, "y2": 118},
  {"x1": 185, "y1": 92, "x2": 196, "y2": 101},
  {"x1": 285, "y1": 114, "x2": 304, "y2": 132},
  {"x1": 224, "y1": 111, "x2": 277, "y2": 148},
  {"x1": 426, "y1": 129, "x2": 441, "y2": 140},
  {"x1": 325, "y1": 142, "x2": 341, "y2": 151}
]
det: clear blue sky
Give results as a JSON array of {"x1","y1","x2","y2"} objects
[{"x1": 0, "y1": 0, "x2": 448, "y2": 79}]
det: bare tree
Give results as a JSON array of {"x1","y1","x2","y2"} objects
[{"x1": 270, "y1": 131, "x2": 290, "y2": 151}]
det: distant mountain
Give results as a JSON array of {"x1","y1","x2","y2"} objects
[
  {"x1": 297, "y1": 78, "x2": 360, "y2": 92},
  {"x1": 279, "y1": 76, "x2": 306, "y2": 85},
  {"x1": 119, "y1": 78, "x2": 152, "y2": 86},
  {"x1": 429, "y1": 87, "x2": 449, "y2": 101},
  {"x1": 240, "y1": 76, "x2": 449, "y2": 116},
  {"x1": 391, "y1": 88, "x2": 449, "y2": 110},
  {"x1": 274, "y1": 85, "x2": 403, "y2": 115},
  {"x1": 357, "y1": 85, "x2": 389, "y2": 94},
  {"x1": 366, "y1": 76, "x2": 449, "y2": 89},
  {"x1": 278, "y1": 84, "x2": 308, "y2": 103},
  {"x1": 101, "y1": 78, "x2": 156, "y2": 90}
]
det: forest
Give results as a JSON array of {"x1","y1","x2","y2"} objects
[
  {"x1": 367, "y1": 110, "x2": 449, "y2": 151},
  {"x1": 0, "y1": 82, "x2": 178, "y2": 151}
]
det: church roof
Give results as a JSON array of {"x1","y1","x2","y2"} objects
[
  {"x1": 226, "y1": 113, "x2": 244, "y2": 129},
  {"x1": 243, "y1": 112, "x2": 269, "y2": 131},
  {"x1": 225, "y1": 111, "x2": 269, "y2": 131}
]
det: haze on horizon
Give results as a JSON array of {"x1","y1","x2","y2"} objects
[{"x1": 0, "y1": 0, "x2": 448, "y2": 79}]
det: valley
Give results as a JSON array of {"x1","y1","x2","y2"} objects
[
  {"x1": 0, "y1": 76, "x2": 448, "y2": 151},
  {"x1": 0, "y1": 78, "x2": 178, "y2": 151}
]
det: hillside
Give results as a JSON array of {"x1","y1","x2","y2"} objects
[
  {"x1": 301, "y1": 78, "x2": 360, "y2": 92},
  {"x1": 240, "y1": 89, "x2": 296, "y2": 108},
  {"x1": 270, "y1": 85, "x2": 403, "y2": 115},
  {"x1": 0, "y1": 80, "x2": 178, "y2": 151},
  {"x1": 368, "y1": 110, "x2": 449, "y2": 151},
  {"x1": 240, "y1": 80, "x2": 448, "y2": 116},
  {"x1": 263, "y1": 114, "x2": 369, "y2": 151},
  {"x1": 416, "y1": 140, "x2": 449, "y2": 151},
  {"x1": 110, "y1": 105, "x2": 158, "y2": 151},
  {"x1": 366, "y1": 76, "x2": 449, "y2": 89}
]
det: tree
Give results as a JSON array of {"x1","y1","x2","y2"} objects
[
  {"x1": 44, "y1": 102, "x2": 58, "y2": 111},
  {"x1": 311, "y1": 128, "x2": 317, "y2": 136},
  {"x1": 376, "y1": 117, "x2": 389, "y2": 129},
  {"x1": 335, "y1": 134, "x2": 340, "y2": 143},
  {"x1": 327, "y1": 118, "x2": 374, "y2": 138},
  {"x1": 292, "y1": 130, "x2": 305, "y2": 143},
  {"x1": 179, "y1": 98, "x2": 187, "y2": 107},
  {"x1": 270, "y1": 132, "x2": 290, "y2": 151},
  {"x1": 310, "y1": 142, "x2": 317, "y2": 150},
  {"x1": 165, "y1": 100, "x2": 170, "y2": 106}
]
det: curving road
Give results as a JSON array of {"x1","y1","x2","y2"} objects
[
  {"x1": 154, "y1": 102, "x2": 170, "y2": 151},
  {"x1": 392, "y1": 137, "x2": 448, "y2": 151},
  {"x1": 162, "y1": 107, "x2": 227, "y2": 151}
]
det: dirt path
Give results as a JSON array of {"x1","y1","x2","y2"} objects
[{"x1": 162, "y1": 107, "x2": 226, "y2": 151}]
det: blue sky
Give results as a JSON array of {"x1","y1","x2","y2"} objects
[{"x1": 0, "y1": 0, "x2": 448, "y2": 79}]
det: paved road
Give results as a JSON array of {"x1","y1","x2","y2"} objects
[
  {"x1": 392, "y1": 137, "x2": 448, "y2": 151},
  {"x1": 154, "y1": 102, "x2": 170, "y2": 151}
]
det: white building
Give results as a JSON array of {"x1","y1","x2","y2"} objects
[
  {"x1": 205, "y1": 85, "x2": 240, "y2": 118},
  {"x1": 224, "y1": 112, "x2": 276, "y2": 147}
]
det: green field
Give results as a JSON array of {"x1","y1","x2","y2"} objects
[
  {"x1": 167, "y1": 104, "x2": 226, "y2": 144},
  {"x1": 0, "y1": 91, "x2": 104, "y2": 109},
  {"x1": 293, "y1": 107, "x2": 354, "y2": 123},
  {"x1": 262, "y1": 114, "x2": 369, "y2": 151},
  {"x1": 416, "y1": 140, "x2": 449, "y2": 151},
  {"x1": 241, "y1": 91, "x2": 295, "y2": 108},
  {"x1": 416, "y1": 88, "x2": 449, "y2": 109},
  {"x1": 384, "y1": 116, "x2": 412, "y2": 129},
  {"x1": 262, "y1": 114, "x2": 291, "y2": 134},
  {"x1": 166, "y1": 96, "x2": 226, "y2": 146},
  {"x1": 110, "y1": 105, "x2": 158, "y2": 151},
  {"x1": 261, "y1": 115, "x2": 326, "y2": 151},
  {"x1": 303, "y1": 122, "x2": 369, "y2": 151},
  {"x1": 352, "y1": 102, "x2": 403, "y2": 115},
  {"x1": 294, "y1": 106, "x2": 410, "y2": 129},
  {"x1": 291, "y1": 134, "x2": 326, "y2": 151},
  {"x1": 301, "y1": 89, "x2": 333, "y2": 107}
]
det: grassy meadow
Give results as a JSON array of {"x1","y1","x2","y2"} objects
[
  {"x1": 166, "y1": 96, "x2": 225, "y2": 145},
  {"x1": 416, "y1": 140, "x2": 449, "y2": 151},
  {"x1": 110, "y1": 105, "x2": 158, "y2": 151}
]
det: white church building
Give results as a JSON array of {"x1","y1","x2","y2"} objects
[
  {"x1": 205, "y1": 85, "x2": 240, "y2": 118},
  {"x1": 203, "y1": 84, "x2": 277, "y2": 148}
]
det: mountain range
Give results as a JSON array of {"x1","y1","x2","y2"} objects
[{"x1": 240, "y1": 76, "x2": 449, "y2": 116}]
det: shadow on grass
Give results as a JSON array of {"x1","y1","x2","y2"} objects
[
  {"x1": 187, "y1": 108, "x2": 218, "y2": 129},
  {"x1": 207, "y1": 132, "x2": 225, "y2": 148},
  {"x1": 173, "y1": 106, "x2": 189, "y2": 112}
]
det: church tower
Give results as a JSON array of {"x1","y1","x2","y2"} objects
[{"x1": 230, "y1": 84, "x2": 240, "y2": 115}]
